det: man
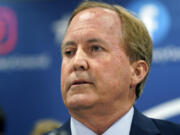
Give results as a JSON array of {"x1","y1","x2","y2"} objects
[{"x1": 45, "y1": 1, "x2": 180, "y2": 135}]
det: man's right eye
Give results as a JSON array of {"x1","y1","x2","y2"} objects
[{"x1": 64, "y1": 50, "x2": 75, "y2": 57}]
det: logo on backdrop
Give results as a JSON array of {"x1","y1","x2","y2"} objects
[
  {"x1": 127, "y1": 0, "x2": 170, "y2": 46},
  {"x1": 52, "y1": 13, "x2": 70, "y2": 44},
  {"x1": 0, "y1": 7, "x2": 17, "y2": 55},
  {"x1": 0, "y1": 7, "x2": 51, "y2": 71},
  {"x1": 127, "y1": 0, "x2": 180, "y2": 63}
]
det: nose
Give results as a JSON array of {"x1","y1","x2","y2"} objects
[{"x1": 73, "y1": 48, "x2": 89, "y2": 71}]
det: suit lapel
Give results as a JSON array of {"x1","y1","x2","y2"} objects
[{"x1": 130, "y1": 107, "x2": 160, "y2": 135}]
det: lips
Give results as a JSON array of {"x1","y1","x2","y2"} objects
[
  {"x1": 69, "y1": 79, "x2": 93, "y2": 90},
  {"x1": 72, "y1": 80, "x2": 90, "y2": 85}
]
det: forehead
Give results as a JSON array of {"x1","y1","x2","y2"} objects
[
  {"x1": 69, "y1": 8, "x2": 120, "y2": 29},
  {"x1": 65, "y1": 7, "x2": 122, "y2": 40},
  {"x1": 77, "y1": 7, "x2": 118, "y2": 21}
]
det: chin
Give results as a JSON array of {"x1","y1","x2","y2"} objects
[
  {"x1": 67, "y1": 103, "x2": 93, "y2": 111},
  {"x1": 65, "y1": 95, "x2": 96, "y2": 110}
]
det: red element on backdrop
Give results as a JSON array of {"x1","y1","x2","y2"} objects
[{"x1": 0, "y1": 7, "x2": 17, "y2": 55}]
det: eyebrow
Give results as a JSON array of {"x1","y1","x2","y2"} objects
[
  {"x1": 86, "y1": 38, "x2": 106, "y2": 44},
  {"x1": 61, "y1": 41, "x2": 76, "y2": 51}
]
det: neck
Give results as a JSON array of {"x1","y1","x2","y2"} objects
[{"x1": 69, "y1": 102, "x2": 134, "y2": 134}]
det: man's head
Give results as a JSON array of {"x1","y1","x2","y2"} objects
[{"x1": 60, "y1": 1, "x2": 152, "y2": 113}]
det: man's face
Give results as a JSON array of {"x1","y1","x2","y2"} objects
[{"x1": 61, "y1": 8, "x2": 134, "y2": 111}]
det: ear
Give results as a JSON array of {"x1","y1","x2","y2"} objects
[{"x1": 130, "y1": 60, "x2": 149, "y2": 87}]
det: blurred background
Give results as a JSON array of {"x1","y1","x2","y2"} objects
[{"x1": 0, "y1": 0, "x2": 179, "y2": 134}]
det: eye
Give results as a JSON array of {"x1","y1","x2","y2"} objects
[
  {"x1": 90, "y1": 45, "x2": 103, "y2": 52},
  {"x1": 63, "y1": 48, "x2": 75, "y2": 57}
]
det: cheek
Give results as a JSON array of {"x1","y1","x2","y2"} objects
[
  {"x1": 61, "y1": 60, "x2": 69, "y2": 92},
  {"x1": 93, "y1": 55, "x2": 131, "y2": 89},
  {"x1": 61, "y1": 59, "x2": 71, "y2": 78},
  {"x1": 61, "y1": 64, "x2": 66, "y2": 81},
  {"x1": 91, "y1": 59, "x2": 117, "y2": 88},
  {"x1": 61, "y1": 63, "x2": 65, "y2": 82}
]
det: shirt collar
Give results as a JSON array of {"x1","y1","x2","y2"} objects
[{"x1": 71, "y1": 107, "x2": 134, "y2": 135}]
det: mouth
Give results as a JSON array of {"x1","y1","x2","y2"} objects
[
  {"x1": 72, "y1": 80, "x2": 91, "y2": 85},
  {"x1": 69, "y1": 80, "x2": 93, "y2": 89}
]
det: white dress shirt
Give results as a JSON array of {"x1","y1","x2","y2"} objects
[{"x1": 71, "y1": 107, "x2": 134, "y2": 135}]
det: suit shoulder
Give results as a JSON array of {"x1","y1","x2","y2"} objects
[{"x1": 152, "y1": 119, "x2": 180, "y2": 135}]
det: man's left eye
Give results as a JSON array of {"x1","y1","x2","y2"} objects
[{"x1": 90, "y1": 45, "x2": 103, "y2": 52}]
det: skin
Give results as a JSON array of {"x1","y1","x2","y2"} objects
[{"x1": 61, "y1": 7, "x2": 148, "y2": 134}]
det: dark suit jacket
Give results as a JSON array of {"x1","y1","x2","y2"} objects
[{"x1": 44, "y1": 108, "x2": 180, "y2": 135}]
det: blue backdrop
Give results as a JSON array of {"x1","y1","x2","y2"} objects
[{"x1": 0, "y1": 0, "x2": 179, "y2": 135}]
